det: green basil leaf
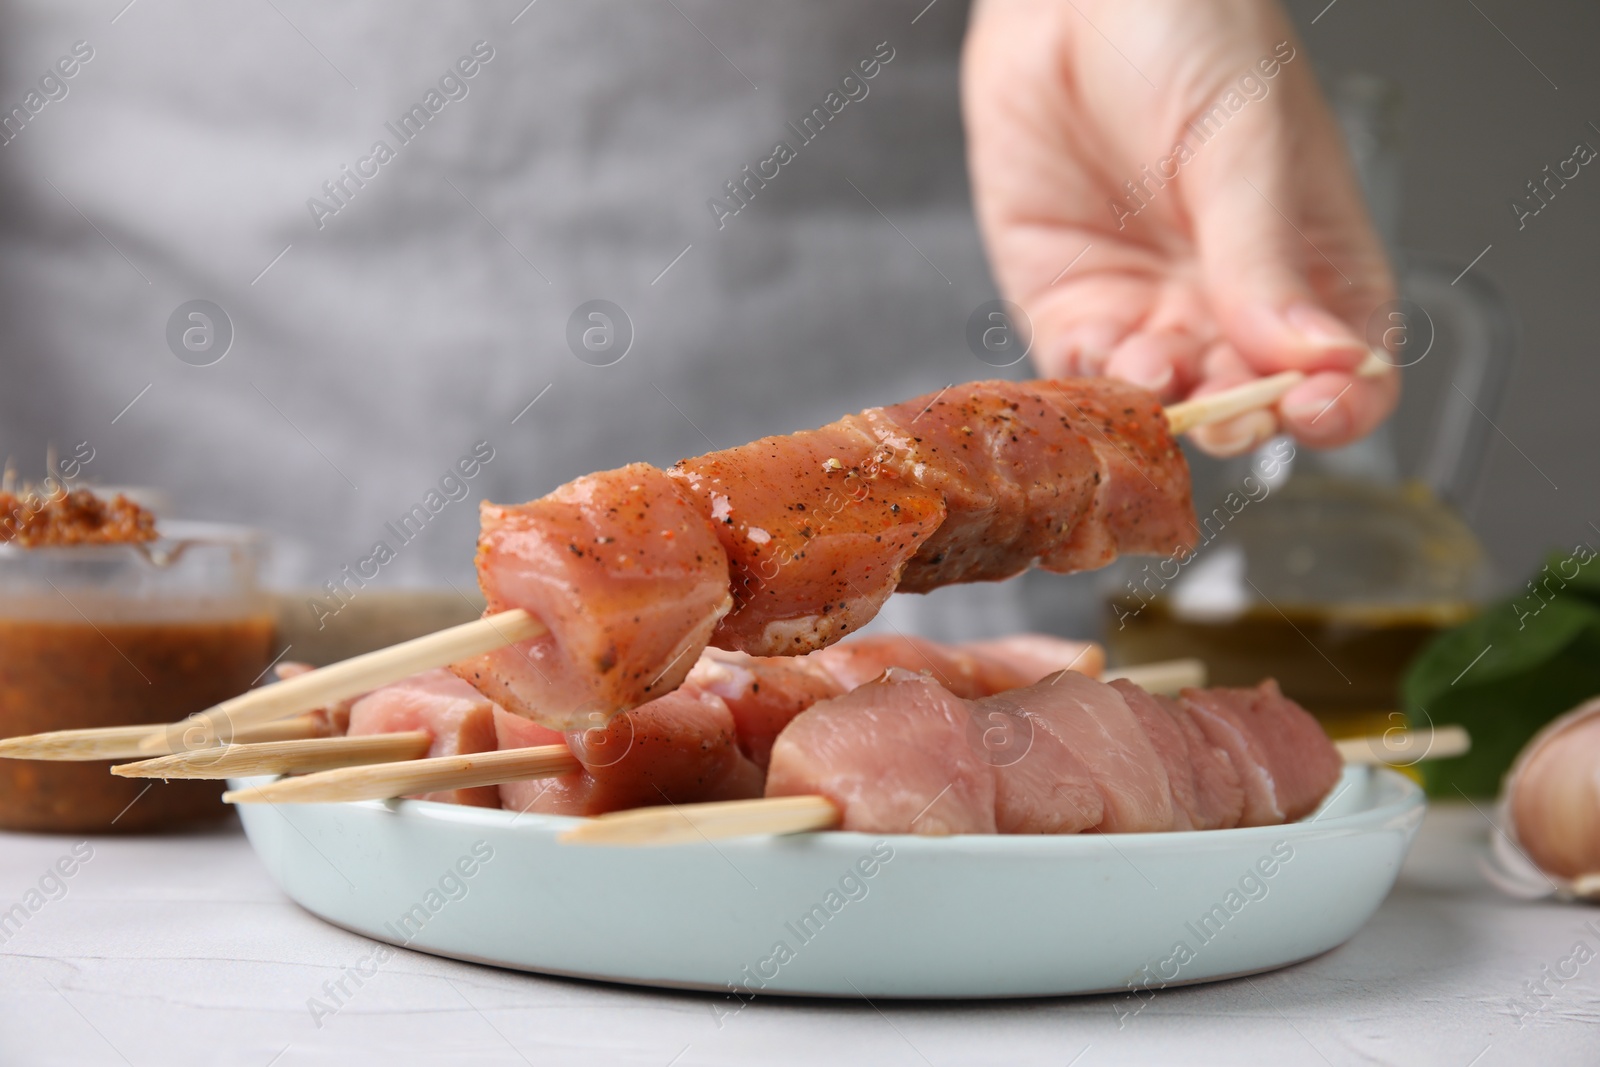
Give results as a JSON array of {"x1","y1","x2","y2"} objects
[{"x1": 1405, "y1": 595, "x2": 1600, "y2": 797}]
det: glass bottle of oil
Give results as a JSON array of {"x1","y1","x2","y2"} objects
[{"x1": 1105, "y1": 468, "x2": 1490, "y2": 740}]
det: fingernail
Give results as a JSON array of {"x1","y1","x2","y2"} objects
[
  {"x1": 1054, "y1": 323, "x2": 1124, "y2": 375},
  {"x1": 1284, "y1": 302, "x2": 1360, "y2": 349},
  {"x1": 1122, "y1": 362, "x2": 1172, "y2": 394},
  {"x1": 1198, "y1": 410, "x2": 1275, "y2": 456},
  {"x1": 1283, "y1": 394, "x2": 1350, "y2": 437}
]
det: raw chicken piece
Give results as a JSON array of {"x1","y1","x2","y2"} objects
[
  {"x1": 807, "y1": 634, "x2": 1090, "y2": 698},
  {"x1": 471, "y1": 380, "x2": 1188, "y2": 730},
  {"x1": 957, "y1": 634, "x2": 1106, "y2": 685},
  {"x1": 668, "y1": 422, "x2": 946, "y2": 656},
  {"x1": 272, "y1": 661, "x2": 356, "y2": 736},
  {"x1": 808, "y1": 635, "x2": 997, "y2": 697},
  {"x1": 493, "y1": 646, "x2": 828, "y2": 815},
  {"x1": 1037, "y1": 379, "x2": 1197, "y2": 572},
  {"x1": 452, "y1": 464, "x2": 732, "y2": 730},
  {"x1": 491, "y1": 633, "x2": 1100, "y2": 815},
  {"x1": 685, "y1": 649, "x2": 844, "y2": 771},
  {"x1": 855, "y1": 380, "x2": 1103, "y2": 589},
  {"x1": 978, "y1": 689, "x2": 1105, "y2": 835},
  {"x1": 764, "y1": 671, "x2": 1333, "y2": 837},
  {"x1": 495, "y1": 687, "x2": 763, "y2": 817},
  {"x1": 999, "y1": 670, "x2": 1174, "y2": 833},
  {"x1": 765, "y1": 670, "x2": 997, "y2": 835},
  {"x1": 1110, "y1": 679, "x2": 1199, "y2": 831},
  {"x1": 690, "y1": 634, "x2": 1100, "y2": 769},
  {"x1": 492, "y1": 708, "x2": 572, "y2": 816},
  {"x1": 346, "y1": 669, "x2": 501, "y2": 807},
  {"x1": 1112, "y1": 680, "x2": 1244, "y2": 832},
  {"x1": 1175, "y1": 681, "x2": 1343, "y2": 825}
]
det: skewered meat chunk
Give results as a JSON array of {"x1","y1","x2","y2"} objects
[
  {"x1": 853, "y1": 381, "x2": 1103, "y2": 588},
  {"x1": 765, "y1": 673, "x2": 1339, "y2": 836},
  {"x1": 957, "y1": 634, "x2": 1107, "y2": 685},
  {"x1": 345, "y1": 669, "x2": 501, "y2": 807},
  {"x1": 273, "y1": 661, "x2": 358, "y2": 736},
  {"x1": 451, "y1": 464, "x2": 732, "y2": 730},
  {"x1": 471, "y1": 379, "x2": 1190, "y2": 728},
  {"x1": 667, "y1": 424, "x2": 946, "y2": 656},
  {"x1": 763, "y1": 670, "x2": 999, "y2": 835},
  {"x1": 807, "y1": 633, "x2": 1101, "y2": 699},
  {"x1": 988, "y1": 670, "x2": 1175, "y2": 833},
  {"x1": 686, "y1": 650, "x2": 845, "y2": 772},
  {"x1": 984, "y1": 697, "x2": 1106, "y2": 835},
  {"x1": 856, "y1": 379, "x2": 1192, "y2": 585},
  {"x1": 1037, "y1": 379, "x2": 1197, "y2": 573},
  {"x1": 1175, "y1": 680, "x2": 1344, "y2": 825},
  {"x1": 492, "y1": 633, "x2": 1103, "y2": 815},
  {"x1": 1111, "y1": 680, "x2": 1244, "y2": 832},
  {"x1": 494, "y1": 687, "x2": 763, "y2": 817}
]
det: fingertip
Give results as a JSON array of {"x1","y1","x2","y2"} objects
[
  {"x1": 1226, "y1": 301, "x2": 1369, "y2": 376},
  {"x1": 1104, "y1": 333, "x2": 1204, "y2": 402},
  {"x1": 1279, "y1": 371, "x2": 1398, "y2": 447},
  {"x1": 1033, "y1": 320, "x2": 1124, "y2": 378},
  {"x1": 1284, "y1": 303, "x2": 1366, "y2": 360},
  {"x1": 1188, "y1": 409, "x2": 1279, "y2": 458}
]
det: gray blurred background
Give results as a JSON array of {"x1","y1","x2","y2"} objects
[
  {"x1": 1301, "y1": 0, "x2": 1597, "y2": 578},
  {"x1": 0, "y1": 0, "x2": 1593, "y2": 643}
]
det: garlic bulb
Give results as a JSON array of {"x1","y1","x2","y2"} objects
[{"x1": 1486, "y1": 697, "x2": 1600, "y2": 901}]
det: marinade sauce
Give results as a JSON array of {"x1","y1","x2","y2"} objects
[
  {"x1": 0, "y1": 615, "x2": 276, "y2": 831},
  {"x1": 1, "y1": 488, "x2": 275, "y2": 831}
]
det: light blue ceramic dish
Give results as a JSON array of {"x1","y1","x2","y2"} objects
[{"x1": 235, "y1": 765, "x2": 1423, "y2": 998}]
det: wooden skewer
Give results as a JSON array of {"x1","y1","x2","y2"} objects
[
  {"x1": 221, "y1": 744, "x2": 581, "y2": 805},
  {"x1": 1163, "y1": 350, "x2": 1391, "y2": 436},
  {"x1": 560, "y1": 795, "x2": 841, "y2": 846},
  {"x1": 562, "y1": 725, "x2": 1471, "y2": 846},
  {"x1": 216, "y1": 721, "x2": 1469, "y2": 813},
  {"x1": 20, "y1": 363, "x2": 1393, "y2": 764},
  {"x1": 161, "y1": 658, "x2": 1199, "y2": 782},
  {"x1": 0, "y1": 649, "x2": 1188, "y2": 764},
  {"x1": 1102, "y1": 657, "x2": 1205, "y2": 695},
  {"x1": 1335, "y1": 723, "x2": 1470, "y2": 765},
  {"x1": 1164, "y1": 371, "x2": 1304, "y2": 435},
  {"x1": 111, "y1": 731, "x2": 433, "y2": 780},
  {"x1": 0, "y1": 725, "x2": 179, "y2": 762},
  {"x1": 137, "y1": 607, "x2": 547, "y2": 755},
  {"x1": 0, "y1": 713, "x2": 327, "y2": 762}
]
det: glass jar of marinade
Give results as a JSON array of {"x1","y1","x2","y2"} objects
[{"x1": 0, "y1": 522, "x2": 275, "y2": 832}]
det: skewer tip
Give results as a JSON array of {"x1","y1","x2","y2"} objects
[{"x1": 559, "y1": 795, "x2": 842, "y2": 847}]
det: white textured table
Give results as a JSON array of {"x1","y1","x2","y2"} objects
[{"x1": 1, "y1": 803, "x2": 1595, "y2": 1067}]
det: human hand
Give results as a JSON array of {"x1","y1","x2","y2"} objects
[{"x1": 963, "y1": 0, "x2": 1398, "y2": 456}]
